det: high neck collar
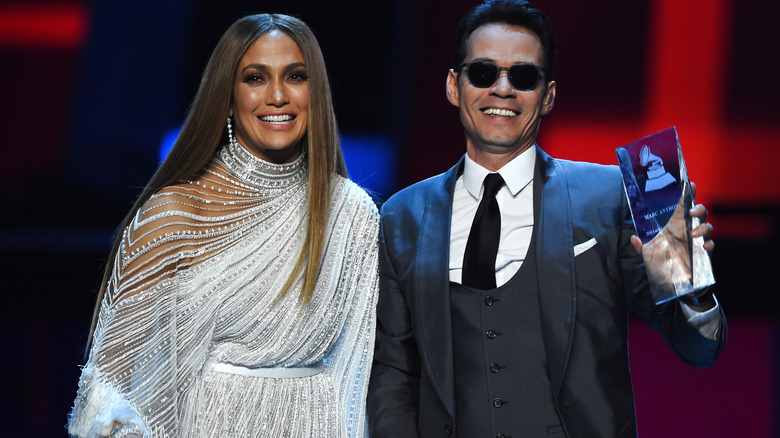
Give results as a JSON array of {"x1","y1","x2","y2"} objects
[{"x1": 219, "y1": 140, "x2": 306, "y2": 190}]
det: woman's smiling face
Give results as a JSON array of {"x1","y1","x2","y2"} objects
[{"x1": 231, "y1": 29, "x2": 309, "y2": 163}]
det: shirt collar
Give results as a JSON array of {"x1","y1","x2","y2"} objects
[{"x1": 463, "y1": 146, "x2": 537, "y2": 199}]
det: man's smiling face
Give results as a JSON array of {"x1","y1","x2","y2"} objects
[{"x1": 446, "y1": 23, "x2": 555, "y2": 166}]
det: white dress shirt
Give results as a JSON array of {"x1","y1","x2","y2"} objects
[
  {"x1": 447, "y1": 146, "x2": 721, "y2": 339},
  {"x1": 449, "y1": 147, "x2": 536, "y2": 286}
]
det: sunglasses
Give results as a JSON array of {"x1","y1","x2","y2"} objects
[{"x1": 461, "y1": 61, "x2": 545, "y2": 91}]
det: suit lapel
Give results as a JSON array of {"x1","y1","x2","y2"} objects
[
  {"x1": 413, "y1": 151, "x2": 577, "y2": 413},
  {"x1": 414, "y1": 158, "x2": 463, "y2": 418},
  {"x1": 535, "y1": 149, "x2": 577, "y2": 401}
]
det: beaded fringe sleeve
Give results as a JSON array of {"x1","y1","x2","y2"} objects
[{"x1": 68, "y1": 142, "x2": 379, "y2": 437}]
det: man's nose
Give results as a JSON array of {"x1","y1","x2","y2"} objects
[{"x1": 491, "y1": 71, "x2": 515, "y2": 96}]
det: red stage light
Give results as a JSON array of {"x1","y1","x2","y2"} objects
[{"x1": 0, "y1": 3, "x2": 89, "y2": 50}]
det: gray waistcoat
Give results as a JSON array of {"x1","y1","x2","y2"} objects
[{"x1": 451, "y1": 226, "x2": 564, "y2": 437}]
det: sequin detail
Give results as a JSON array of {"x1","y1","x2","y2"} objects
[{"x1": 68, "y1": 141, "x2": 379, "y2": 438}]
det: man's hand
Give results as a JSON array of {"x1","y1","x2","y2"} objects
[
  {"x1": 631, "y1": 182, "x2": 714, "y2": 252},
  {"x1": 630, "y1": 182, "x2": 714, "y2": 292},
  {"x1": 689, "y1": 185, "x2": 714, "y2": 251}
]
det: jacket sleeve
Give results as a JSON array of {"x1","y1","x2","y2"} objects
[
  {"x1": 621, "y1": 199, "x2": 727, "y2": 369},
  {"x1": 368, "y1": 215, "x2": 423, "y2": 438}
]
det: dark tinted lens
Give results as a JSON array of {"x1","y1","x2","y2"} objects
[
  {"x1": 466, "y1": 62, "x2": 499, "y2": 88},
  {"x1": 508, "y1": 64, "x2": 541, "y2": 90}
]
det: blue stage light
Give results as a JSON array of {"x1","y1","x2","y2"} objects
[
  {"x1": 340, "y1": 135, "x2": 397, "y2": 201},
  {"x1": 159, "y1": 127, "x2": 180, "y2": 163}
]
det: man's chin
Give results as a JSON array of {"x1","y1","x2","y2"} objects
[{"x1": 474, "y1": 137, "x2": 533, "y2": 154}]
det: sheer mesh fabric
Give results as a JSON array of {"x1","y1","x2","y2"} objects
[{"x1": 68, "y1": 142, "x2": 379, "y2": 437}]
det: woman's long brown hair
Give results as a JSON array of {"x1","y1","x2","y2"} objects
[{"x1": 85, "y1": 14, "x2": 347, "y2": 354}]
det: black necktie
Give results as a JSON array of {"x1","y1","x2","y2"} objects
[{"x1": 462, "y1": 173, "x2": 504, "y2": 289}]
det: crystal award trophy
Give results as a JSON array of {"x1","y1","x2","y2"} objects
[{"x1": 615, "y1": 127, "x2": 715, "y2": 304}]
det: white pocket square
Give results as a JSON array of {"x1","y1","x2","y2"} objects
[{"x1": 573, "y1": 238, "x2": 597, "y2": 257}]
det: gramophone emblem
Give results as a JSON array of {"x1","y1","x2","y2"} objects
[{"x1": 640, "y1": 144, "x2": 676, "y2": 192}]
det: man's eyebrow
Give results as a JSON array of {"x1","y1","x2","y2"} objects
[{"x1": 464, "y1": 56, "x2": 494, "y2": 63}]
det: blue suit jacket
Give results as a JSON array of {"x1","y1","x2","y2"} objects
[{"x1": 368, "y1": 147, "x2": 726, "y2": 438}]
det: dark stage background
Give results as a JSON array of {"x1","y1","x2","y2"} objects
[{"x1": 1, "y1": 0, "x2": 778, "y2": 436}]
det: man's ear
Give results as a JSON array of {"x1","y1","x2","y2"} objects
[
  {"x1": 446, "y1": 69, "x2": 461, "y2": 107},
  {"x1": 541, "y1": 80, "x2": 556, "y2": 115}
]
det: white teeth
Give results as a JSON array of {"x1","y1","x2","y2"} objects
[
  {"x1": 482, "y1": 108, "x2": 517, "y2": 117},
  {"x1": 260, "y1": 114, "x2": 294, "y2": 123}
]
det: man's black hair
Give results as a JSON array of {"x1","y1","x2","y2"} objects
[{"x1": 452, "y1": 0, "x2": 556, "y2": 80}]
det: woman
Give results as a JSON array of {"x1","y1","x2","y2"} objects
[{"x1": 67, "y1": 14, "x2": 378, "y2": 438}]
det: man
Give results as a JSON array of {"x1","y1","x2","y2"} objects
[{"x1": 367, "y1": 1, "x2": 726, "y2": 437}]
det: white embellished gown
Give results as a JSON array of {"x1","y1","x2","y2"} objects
[{"x1": 67, "y1": 141, "x2": 379, "y2": 437}]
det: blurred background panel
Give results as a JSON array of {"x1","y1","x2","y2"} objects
[{"x1": 0, "y1": 0, "x2": 776, "y2": 436}]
